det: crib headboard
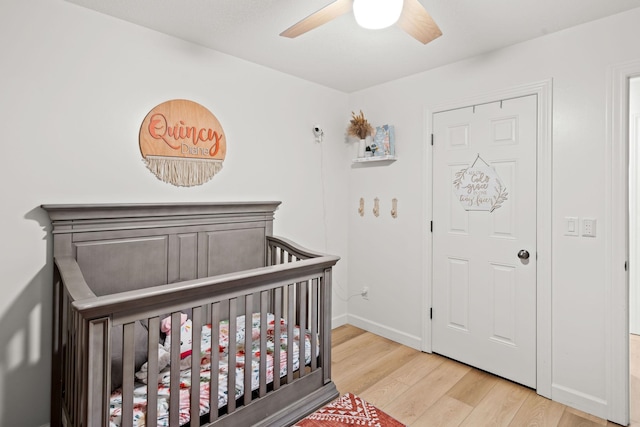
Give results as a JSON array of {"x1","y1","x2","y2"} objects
[{"x1": 43, "y1": 202, "x2": 281, "y2": 295}]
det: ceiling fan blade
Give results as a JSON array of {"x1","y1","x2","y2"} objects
[
  {"x1": 280, "y1": 0, "x2": 353, "y2": 38},
  {"x1": 397, "y1": 0, "x2": 442, "y2": 44}
]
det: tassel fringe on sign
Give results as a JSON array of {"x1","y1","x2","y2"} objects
[{"x1": 143, "y1": 156, "x2": 224, "y2": 187}]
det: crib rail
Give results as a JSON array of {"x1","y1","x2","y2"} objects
[
  {"x1": 52, "y1": 237, "x2": 338, "y2": 427},
  {"x1": 266, "y1": 236, "x2": 330, "y2": 263}
]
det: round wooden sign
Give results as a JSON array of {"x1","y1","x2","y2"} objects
[{"x1": 139, "y1": 99, "x2": 226, "y2": 186}]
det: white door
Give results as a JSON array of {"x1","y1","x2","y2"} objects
[{"x1": 432, "y1": 95, "x2": 537, "y2": 388}]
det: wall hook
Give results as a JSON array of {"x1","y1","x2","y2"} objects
[
  {"x1": 391, "y1": 198, "x2": 398, "y2": 219},
  {"x1": 358, "y1": 198, "x2": 365, "y2": 217},
  {"x1": 373, "y1": 197, "x2": 380, "y2": 217}
]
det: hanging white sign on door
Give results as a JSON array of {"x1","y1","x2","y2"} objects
[{"x1": 452, "y1": 154, "x2": 508, "y2": 212}]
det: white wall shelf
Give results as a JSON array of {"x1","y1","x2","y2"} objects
[{"x1": 352, "y1": 155, "x2": 397, "y2": 163}]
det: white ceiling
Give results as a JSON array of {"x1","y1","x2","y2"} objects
[{"x1": 64, "y1": 0, "x2": 640, "y2": 93}]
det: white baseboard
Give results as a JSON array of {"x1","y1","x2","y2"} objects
[
  {"x1": 332, "y1": 313, "x2": 348, "y2": 329},
  {"x1": 346, "y1": 314, "x2": 422, "y2": 350},
  {"x1": 552, "y1": 383, "x2": 607, "y2": 420}
]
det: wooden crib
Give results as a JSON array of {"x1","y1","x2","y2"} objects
[{"x1": 43, "y1": 202, "x2": 339, "y2": 427}]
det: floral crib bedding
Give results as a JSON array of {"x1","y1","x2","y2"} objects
[{"x1": 109, "y1": 313, "x2": 316, "y2": 427}]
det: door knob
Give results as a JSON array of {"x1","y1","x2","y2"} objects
[{"x1": 518, "y1": 250, "x2": 530, "y2": 260}]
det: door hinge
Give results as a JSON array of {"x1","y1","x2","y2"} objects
[
  {"x1": 625, "y1": 261, "x2": 628, "y2": 271},
  {"x1": 430, "y1": 221, "x2": 433, "y2": 232},
  {"x1": 431, "y1": 134, "x2": 434, "y2": 145},
  {"x1": 430, "y1": 307, "x2": 433, "y2": 319}
]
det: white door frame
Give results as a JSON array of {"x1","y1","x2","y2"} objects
[
  {"x1": 422, "y1": 79, "x2": 553, "y2": 398},
  {"x1": 605, "y1": 59, "x2": 640, "y2": 426},
  {"x1": 632, "y1": 103, "x2": 640, "y2": 336}
]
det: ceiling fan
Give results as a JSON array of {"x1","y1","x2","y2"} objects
[{"x1": 280, "y1": 0, "x2": 442, "y2": 44}]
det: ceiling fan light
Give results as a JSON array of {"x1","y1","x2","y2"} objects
[{"x1": 353, "y1": 0, "x2": 404, "y2": 30}]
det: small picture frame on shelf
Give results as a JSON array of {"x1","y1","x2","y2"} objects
[{"x1": 372, "y1": 125, "x2": 395, "y2": 157}]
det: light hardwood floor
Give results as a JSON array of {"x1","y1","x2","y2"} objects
[{"x1": 331, "y1": 325, "x2": 640, "y2": 427}]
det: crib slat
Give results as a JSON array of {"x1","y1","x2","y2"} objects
[
  {"x1": 244, "y1": 294, "x2": 253, "y2": 406},
  {"x1": 87, "y1": 318, "x2": 109, "y2": 427},
  {"x1": 273, "y1": 287, "x2": 282, "y2": 390},
  {"x1": 51, "y1": 275, "x2": 63, "y2": 427},
  {"x1": 121, "y1": 322, "x2": 135, "y2": 427},
  {"x1": 146, "y1": 317, "x2": 160, "y2": 427},
  {"x1": 66, "y1": 303, "x2": 74, "y2": 425},
  {"x1": 311, "y1": 279, "x2": 318, "y2": 371},
  {"x1": 287, "y1": 284, "x2": 295, "y2": 384},
  {"x1": 321, "y1": 271, "x2": 332, "y2": 382},
  {"x1": 270, "y1": 243, "x2": 277, "y2": 266},
  {"x1": 259, "y1": 291, "x2": 268, "y2": 397},
  {"x1": 191, "y1": 306, "x2": 203, "y2": 427},
  {"x1": 169, "y1": 312, "x2": 181, "y2": 427},
  {"x1": 71, "y1": 308, "x2": 79, "y2": 425},
  {"x1": 298, "y1": 282, "x2": 307, "y2": 378},
  {"x1": 209, "y1": 301, "x2": 220, "y2": 422},
  {"x1": 73, "y1": 313, "x2": 86, "y2": 427},
  {"x1": 228, "y1": 299, "x2": 237, "y2": 413}
]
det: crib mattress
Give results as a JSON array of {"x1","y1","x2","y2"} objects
[{"x1": 109, "y1": 313, "x2": 315, "y2": 427}]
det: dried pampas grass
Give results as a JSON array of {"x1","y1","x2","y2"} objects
[{"x1": 348, "y1": 110, "x2": 373, "y2": 140}]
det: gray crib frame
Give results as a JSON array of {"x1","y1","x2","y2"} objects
[{"x1": 43, "y1": 202, "x2": 339, "y2": 427}]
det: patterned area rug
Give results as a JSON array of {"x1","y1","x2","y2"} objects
[{"x1": 293, "y1": 393, "x2": 406, "y2": 427}]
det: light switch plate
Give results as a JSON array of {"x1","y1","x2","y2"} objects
[{"x1": 565, "y1": 217, "x2": 579, "y2": 236}]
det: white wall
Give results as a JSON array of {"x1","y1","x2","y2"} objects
[
  {"x1": 0, "y1": 0, "x2": 350, "y2": 425},
  {"x1": 346, "y1": 7, "x2": 640, "y2": 421}
]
